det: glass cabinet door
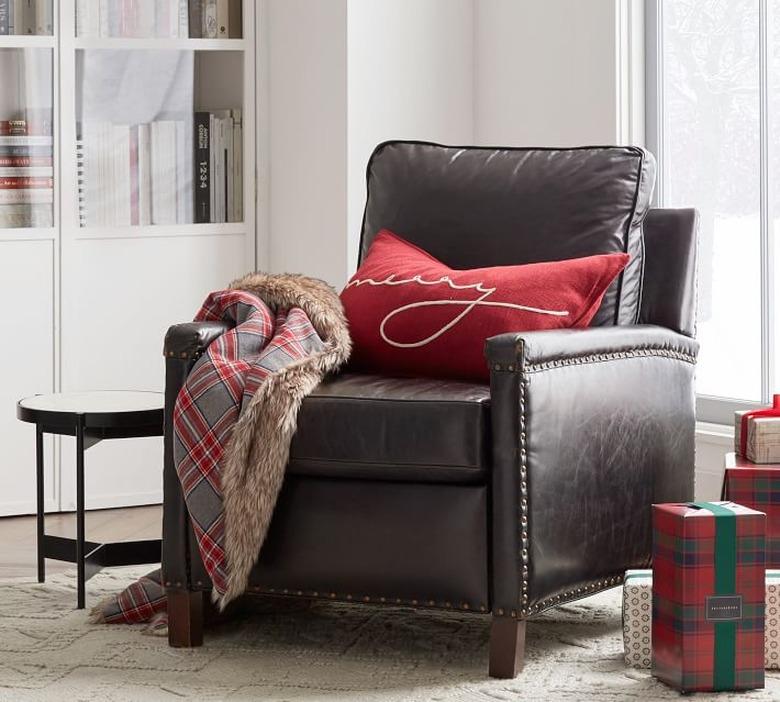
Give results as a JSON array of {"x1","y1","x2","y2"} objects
[{"x1": 0, "y1": 48, "x2": 53, "y2": 229}]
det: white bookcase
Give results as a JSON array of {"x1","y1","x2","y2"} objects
[{"x1": 0, "y1": 0, "x2": 257, "y2": 516}]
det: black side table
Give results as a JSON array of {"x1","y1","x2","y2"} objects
[{"x1": 16, "y1": 391, "x2": 164, "y2": 609}]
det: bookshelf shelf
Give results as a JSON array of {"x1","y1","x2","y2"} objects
[
  {"x1": 0, "y1": 36, "x2": 56, "y2": 49},
  {"x1": 0, "y1": 225, "x2": 56, "y2": 242},
  {"x1": 72, "y1": 37, "x2": 246, "y2": 52},
  {"x1": 72, "y1": 222, "x2": 248, "y2": 241}
]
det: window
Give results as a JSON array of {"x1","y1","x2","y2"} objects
[{"x1": 646, "y1": 0, "x2": 780, "y2": 424}]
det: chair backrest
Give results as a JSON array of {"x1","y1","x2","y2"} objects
[{"x1": 358, "y1": 140, "x2": 656, "y2": 327}]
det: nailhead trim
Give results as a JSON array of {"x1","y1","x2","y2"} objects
[
  {"x1": 520, "y1": 574, "x2": 625, "y2": 617},
  {"x1": 524, "y1": 347, "x2": 696, "y2": 373},
  {"x1": 240, "y1": 585, "x2": 485, "y2": 612},
  {"x1": 519, "y1": 368, "x2": 529, "y2": 609}
]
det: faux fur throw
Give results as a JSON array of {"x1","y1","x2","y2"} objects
[{"x1": 92, "y1": 273, "x2": 350, "y2": 630}]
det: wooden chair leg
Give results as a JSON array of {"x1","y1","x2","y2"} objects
[
  {"x1": 168, "y1": 590, "x2": 204, "y2": 648},
  {"x1": 489, "y1": 616, "x2": 526, "y2": 678}
]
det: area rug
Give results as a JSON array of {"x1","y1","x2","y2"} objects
[{"x1": 0, "y1": 568, "x2": 778, "y2": 701}]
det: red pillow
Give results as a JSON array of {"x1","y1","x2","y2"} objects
[{"x1": 340, "y1": 230, "x2": 629, "y2": 381}]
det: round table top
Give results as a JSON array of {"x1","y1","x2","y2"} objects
[{"x1": 17, "y1": 391, "x2": 164, "y2": 431}]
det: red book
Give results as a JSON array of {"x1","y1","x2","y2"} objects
[
  {"x1": 0, "y1": 120, "x2": 52, "y2": 136},
  {"x1": 652, "y1": 502, "x2": 765, "y2": 692},
  {"x1": 0, "y1": 156, "x2": 53, "y2": 167},
  {"x1": 0, "y1": 177, "x2": 54, "y2": 189}
]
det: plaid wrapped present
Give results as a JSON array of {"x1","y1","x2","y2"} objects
[
  {"x1": 735, "y1": 395, "x2": 780, "y2": 463},
  {"x1": 623, "y1": 569, "x2": 780, "y2": 670},
  {"x1": 723, "y1": 452, "x2": 780, "y2": 569},
  {"x1": 652, "y1": 502, "x2": 766, "y2": 692}
]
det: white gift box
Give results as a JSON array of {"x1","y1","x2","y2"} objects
[
  {"x1": 622, "y1": 569, "x2": 780, "y2": 670},
  {"x1": 735, "y1": 410, "x2": 780, "y2": 464}
]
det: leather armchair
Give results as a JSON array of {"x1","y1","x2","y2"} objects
[{"x1": 162, "y1": 142, "x2": 698, "y2": 678}]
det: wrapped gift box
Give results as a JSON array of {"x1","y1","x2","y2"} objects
[
  {"x1": 652, "y1": 502, "x2": 765, "y2": 692},
  {"x1": 723, "y1": 452, "x2": 780, "y2": 568},
  {"x1": 623, "y1": 569, "x2": 780, "y2": 670},
  {"x1": 735, "y1": 396, "x2": 780, "y2": 463}
]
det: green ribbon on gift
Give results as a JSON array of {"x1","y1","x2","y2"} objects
[{"x1": 692, "y1": 502, "x2": 737, "y2": 691}]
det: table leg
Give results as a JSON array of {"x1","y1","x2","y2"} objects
[
  {"x1": 35, "y1": 425, "x2": 45, "y2": 583},
  {"x1": 76, "y1": 417, "x2": 86, "y2": 609}
]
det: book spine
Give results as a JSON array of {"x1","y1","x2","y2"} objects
[
  {"x1": 175, "y1": 120, "x2": 186, "y2": 223},
  {"x1": 228, "y1": 0, "x2": 241, "y2": 38},
  {"x1": 0, "y1": 188, "x2": 53, "y2": 204},
  {"x1": 208, "y1": 113, "x2": 215, "y2": 221},
  {"x1": 178, "y1": 0, "x2": 188, "y2": 37},
  {"x1": 99, "y1": 0, "x2": 111, "y2": 36},
  {"x1": 0, "y1": 156, "x2": 52, "y2": 166},
  {"x1": 232, "y1": 109, "x2": 242, "y2": 221},
  {"x1": 188, "y1": 0, "x2": 202, "y2": 38},
  {"x1": 76, "y1": 0, "x2": 98, "y2": 37},
  {"x1": 194, "y1": 112, "x2": 210, "y2": 223},
  {"x1": 0, "y1": 176, "x2": 52, "y2": 188},
  {"x1": 216, "y1": 0, "x2": 228, "y2": 38},
  {"x1": 0, "y1": 204, "x2": 52, "y2": 228},
  {"x1": 225, "y1": 114, "x2": 234, "y2": 223},
  {"x1": 0, "y1": 166, "x2": 52, "y2": 176},
  {"x1": 203, "y1": 0, "x2": 217, "y2": 38},
  {"x1": 0, "y1": 0, "x2": 9, "y2": 34},
  {"x1": 0, "y1": 135, "x2": 53, "y2": 147},
  {"x1": 34, "y1": 0, "x2": 49, "y2": 34},
  {"x1": 138, "y1": 123, "x2": 151, "y2": 225},
  {"x1": 129, "y1": 124, "x2": 139, "y2": 226},
  {"x1": 21, "y1": 0, "x2": 33, "y2": 34}
]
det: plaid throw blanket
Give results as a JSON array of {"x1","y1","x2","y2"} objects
[{"x1": 93, "y1": 273, "x2": 351, "y2": 630}]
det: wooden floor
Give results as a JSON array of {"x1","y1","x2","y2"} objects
[{"x1": 0, "y1": 505, "x2": 162, "y2": 579}]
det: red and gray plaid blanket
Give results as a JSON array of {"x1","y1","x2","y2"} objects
[{"x1": 93, "y1": 276, "x2": 350, "y2": 630}]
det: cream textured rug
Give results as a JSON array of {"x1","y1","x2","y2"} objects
[{"x1": 1, "y1": 568, "x2": 779, "y2": 701}]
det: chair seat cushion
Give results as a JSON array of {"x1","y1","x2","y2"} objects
[{"x1": 288, "y1": 372, "x2": 491, "y2": 484}]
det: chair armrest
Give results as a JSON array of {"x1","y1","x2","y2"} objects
[
  {"x1": 164, "y1": 321, "x2": 232, "y2": 361},
  {"x1": 485, "y1": 324, "x2": 698, "y2": 369},
  {"x1": 485, "y1": 324, "x2": 697, "y2": 620},
  {"x1": 162, "y1": 321, "x2": 231, "y2": 590}
]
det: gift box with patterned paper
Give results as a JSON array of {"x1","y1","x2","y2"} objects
[
  {"x1": 623, "y1": 569, "x2": 780, "y2": 670},
  {"x1": 735, "y1": 395, "x2": 780, "y2": 463},
  {"x1": 652, "y1": 502, "x2": 766, "y2": 692},
  {"x1": 723, "y1": 452, "x2": 780, "y2": 568}
]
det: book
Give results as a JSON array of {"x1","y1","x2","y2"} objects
[
  {"x1": 34, "y1": 0, "x2": 51, "y2": 34},
  {"x1": 112, "y1": 124, "x2": 131, "y2": 225},
  {"x1": 0, "y1": 155, "x2": 52, "y2": 167},
  {"x1": 76, "y1": 0, "x2": 99, "y2": 37},
  {"x1": 0, "y1": 166, "x2": 52, "y2": 177},
  {"x1": 0, "y1": 145, "x2": 54, "y2": 157},
  {"x1": 0, "y1": 203, "x2": 52, "y2": 227},
  {"x1": 228, "y1": 0, "x2": 241, "y2": 38},
  {"x1": 178, "y1": 0, "x2": 188, "y2": 38},
  {"x1": 0, "y1": 176, "x2": 52, "y2": 188},
  {"x1": 151, "y1": 120, "x2": 177, "y2": 224},
  {"x1": 0, "y1": 135, "x2": 53, "y2": 147},
  {"x1": 137, "y1": 123, "x2": 151, "y2": 225},
  {"x1": 202, "y1": 0, "x2": 217, "y2": 38},
  {"x1": 19, "y1": 0, "x2": 33, "y2": 34},
  {"x1": 188, "y1": 0, "x2": 202, "y2": 38},
  {"x1": 194, "y1": 112, "x2": 210, "y2": 223},
  {"x1": 0, "y1": 1, "x2": 10, "y2": 34},
  {"x1": 0, "y1": 188, "x2": 53, "y2": 204},
  {"x1": 216, "y1": 0, "x2": 228, "y2": 38},
  {"x1": 232, "y1": 108, "x2": 242, "y2": 221}
]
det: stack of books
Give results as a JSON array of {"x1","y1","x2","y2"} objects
[
  {"x1": 75, "y1": 0, "x2": 242, "y2": 39},
  {"x1": 0, "y1": 117, "x2": 53, "y2": 228},
  {"x1": 194, "y1": 109, "x2": 242, "y2": 224},
  {"x1": 78, "y1": 119, "x2": 192, "y2": 227},
  {"x1": 0, "y1": 1, "x2": 54, "y2": 35}
]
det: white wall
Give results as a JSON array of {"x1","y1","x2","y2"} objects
[
  {"x1": 346, "y1": 0, "x2": 474, "y2": 275},
  {"x1": 265, "y1": 0, "x2": 348, "y2": 285},
  {"x1": 474, "y1": 0, "x2": 623, "y2": 146}
]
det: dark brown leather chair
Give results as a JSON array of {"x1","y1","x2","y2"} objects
[{"x1": 162, "y1": 142, "x2": 698, "y2": 678}]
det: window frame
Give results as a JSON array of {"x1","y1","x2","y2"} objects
[{"x1": 645, "y1": 0, "x2": 774, "y2": 424}]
